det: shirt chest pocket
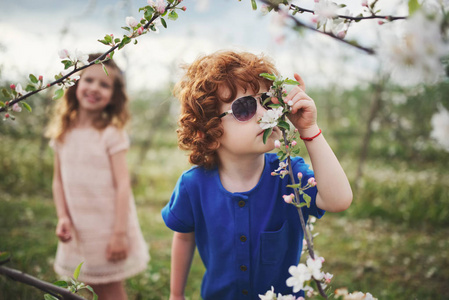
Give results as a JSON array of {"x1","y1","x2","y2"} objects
[{"x1": 260, "y1": 221, "x2": 290, "y2": 265}]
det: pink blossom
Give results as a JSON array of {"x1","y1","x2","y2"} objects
[
  {"x1": 274, "y1": 140, "x2": 281, "y2": 148},
  {"x1": 337, "y1": 31, "x2": 346, "y2": 38},
  {"x1": 361, "y1": 0, "x2": 368, "y2": 7},
  {"x1": 137, "y1": 26, "x2": 144, "y2": 35},
  {"x1": 308, "y1": 177, "x2": 317, "y2": 187},
  {"x1": 58, "y1": 49, "x2": 70, "y2": 59},
  {"x1": 283, "y1": 193, "x2": 295, "y2": 204},
  {"x1": 12, "y1": 103, "x2": 22, "y2": 112},
  {"x1": 324, "y1": 272, "x2": 333, "y2": 283},
  {"x1": 126, "y1": 16, "x2": 139, "y2": 28},
  {"x1": 291, "y1": 140, "x2": 297, "y2": 147}
]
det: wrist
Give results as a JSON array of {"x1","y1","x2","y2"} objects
[{"x1": 298, "y1": 124, "x2": 320, "y2": 139}]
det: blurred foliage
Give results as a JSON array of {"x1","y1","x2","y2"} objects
[{"x1": 1, "y1": 76, "x2": 449, "y2": 299}]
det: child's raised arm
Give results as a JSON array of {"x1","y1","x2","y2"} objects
[
  {"x1": 170, "y1": 231, "x2": 196, "y2": 300},
  {"x1": 285, "y1": 74, "x2": 353, "y2": 212}
]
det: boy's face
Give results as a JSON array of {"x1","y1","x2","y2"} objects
[{"x1": 216, "y1": 86, "x2": 281, "y2": 160}]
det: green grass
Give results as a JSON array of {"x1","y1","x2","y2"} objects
[{"x1": 1, "y1": 145, "x2": 449, "y2": 299}]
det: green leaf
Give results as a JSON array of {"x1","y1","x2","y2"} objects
[
  {"x1": 53, "y1": 280, "x2": 68, "y2": 288},
  {"x1": 52, "y1": 88, "x2": 64, "y2": 100},
  {"x1": 408, "y1": 0, "x2": 420, "y2": 15},
  {"x1": 262, "y1": 128, "x2": 272, "y2": 144},
  {"x1": 284, "y1": 79, "x2": 300, "y2": 85},
  {"x1": 277, "y1": 120, "x2": 290, "y2": 131},
  {"x1": 0, "y1": 251, "x2": 10, "y2": 263},
  {"x1": 86, "y1": 285, "x2": 98, "y2": 300},
  {"x1": 29, "y1": 74, "x2": 38, "y2": 84},
  {"x1": 287, "y1": 183, "x2": 301, "y2": 189},
  {"x1": 302, "y1": 193, "x2": 311, "y2": 207},
  {"x1": 160, "y1": 16, "x2": 167, "y2": 26},
  {"x1": 168, "y1": 10, "x2": 178, "y2": 21},
  {"x1": 251, "y1": 0, "x2": 257, "y2": 10},
  {"x1": 22, "y1": 102, "x2": 32, "y2": 112},
  {"x1": 104, "y1": 34, "x2": 112, "y2": 43},
  {"x1": 2, "y1": 88, "x2": 10, "y2": 98},
  {"x1": 73, "y1": 262, "x2": 84, "y2": 280},
  {"x1": 25, "y1": 84, "x2": 36, "y2": 92},
  {"x1": 44, "y1": 294, "x2": 59, "y2": 300},
  {"x1": 259, "y1": 73, "x2": 276, "y2": 81},
  {"x1": 0, "y1": 102, "x2": 4, "y2": 108},
  {"x1": 121, "y1": 26, "x2": 131, "y2": 31},
  {"x1": 98, "y1": 39, "x2": 109, "y2": 45}
]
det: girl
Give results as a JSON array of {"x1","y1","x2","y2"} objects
[
  {"x1": 46, "y1": 53, "x2": 149, "y2": 300},
  {"x1": 161, "y1": 51, "x2": 353, "y2": 300}
]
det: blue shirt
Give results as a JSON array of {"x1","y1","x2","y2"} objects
[{"x1": 162, "y1": 153, "x2": 325, "y2": 300}]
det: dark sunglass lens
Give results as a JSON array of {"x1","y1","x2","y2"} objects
[{"x1": 232, "y1": 97, "x2": 257, "y2": 121}]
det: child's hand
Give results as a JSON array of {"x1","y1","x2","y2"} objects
[
  {"x1": 106, "y1": 233, "x2": 129, "y2": 262},
  {"x1": 283, "y1": 73, "x2": 318, "y2": 135},
  {"x1": 56, "y1": 217, "x2": 72, "y2": 243}
]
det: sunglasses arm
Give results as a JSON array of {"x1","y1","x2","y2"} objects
[{"x1": 218, "y1": 110, "x2": 233, "y2": 119}]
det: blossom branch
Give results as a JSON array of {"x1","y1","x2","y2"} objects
[
  {"x1": 0, "y1": 266, "x2": 85, "y2": 300},
  {"x1": 0, "y1": 0, "x2": 184, "y2": 116}
]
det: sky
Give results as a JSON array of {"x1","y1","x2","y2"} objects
[{"x1": 0, "y1": 0, "x2": 408, "y2": 94}]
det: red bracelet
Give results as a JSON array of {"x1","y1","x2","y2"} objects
[{"x1": 300, "y1": 129, "x2": 322, "y2": 141}]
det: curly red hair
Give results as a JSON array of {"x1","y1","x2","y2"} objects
[{"x1": 175, "y1": 50, "x2": 279, "y2": 169}]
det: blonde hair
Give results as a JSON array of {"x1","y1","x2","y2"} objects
[
  {"x1": 175, "y1": 50, "x2": 278, "y2": 169},
  {"x1": 45, "y1": 53, "x2": 130, "y2": 141}
]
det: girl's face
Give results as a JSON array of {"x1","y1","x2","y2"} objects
[
  {"x1": 76, "y1": 64, "x2": 114, "y2": 114},
  {"x1": 217, "y1": 86, "x2": 281, "y2": 160}
]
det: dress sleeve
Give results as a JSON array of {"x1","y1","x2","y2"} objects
[
  {"x1": 104, "y1": 126, "x2": 130, "y2": 155},
  {"x1": 161, "y1": 173, "x2": 195, "y2": 233},
  {"x1": 291, "y1": 157, "x2": 325, "y2": 220}
]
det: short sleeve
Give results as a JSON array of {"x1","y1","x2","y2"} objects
[
  {"x1": 161, "y1": 174, "x2": 195, "y2": 233},
  {"x1": 291, "y1": 157, "x2": 325, "y2": 220},
  {"x1": 103, "y1": 126, "x2": 129, "y2": 155}
]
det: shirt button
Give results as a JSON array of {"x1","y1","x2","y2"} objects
[
  {"x1": 240, "y1": 235, "x2": 247, "y2": 242},
  {"x1": 238, "y1": 200, "x2": 246, "y2": 207},
  {"x1": 242, "y1": 289, "x2": 249, "y2": 295},
  {"x1": 240, "y1": 265, "x2": 247, "y2": 272}
]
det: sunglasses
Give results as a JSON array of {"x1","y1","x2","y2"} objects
[{"x1": 218, "y1": 93, "x2": 272, "y2": 122}]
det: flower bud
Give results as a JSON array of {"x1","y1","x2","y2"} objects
[
  {"x1": 283, "y1": 194, "x2": 294, "y2": 204},
  {"x1": 297, "y1": 172, "x2": 303, "y2": 180},
  {"x1": 5, "y1": 113, "x2": 10, "y2": 118},
  {"x1": 38, "y1": 75, "x2": 43, "y2": 81},
  {"x1": 270, "y1": 172, "x2": 277, "y2": 176},
  {"x1": 182, "y1": 6, "x2": 187, "y2": 11},
  {"x1": 308, "y1": 177, "x2": 317, "y2": 187},
  {"x1": 291, "y1": 140, "x2": 297, "y2": 147},
  {"x1": 274, "y1": 140, "x2": 281, "y2": 148},
  {"x1": 10, "y1": 84, "x2": 15, "y2": 90},
  {"x1": 378, "y1": 20, "x2": 384, "y2": 25},
  {"x1": 137, "y1": 26, "x2": 144, "y2": 35},
  {"x1": 288, "y1": 100, "x2": 293, "y2": 106}
]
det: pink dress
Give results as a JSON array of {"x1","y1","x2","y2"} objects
[{"x1": 51, "y1": 126, "x2": 149, "y2": 284}]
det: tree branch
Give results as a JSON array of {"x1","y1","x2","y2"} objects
[{"x1": 0, "y1": 266, "x2": 85, "y2": 300}]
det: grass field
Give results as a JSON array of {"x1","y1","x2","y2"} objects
[{"x1": 1, "y1": 143, "x2": 449, "y2": 300}]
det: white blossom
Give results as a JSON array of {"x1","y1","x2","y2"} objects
[
  {"x1": 15, "y1": 83, "x2": 24, "y2": 95},
  {"x1": 430, "y1": 105, "x2": 449, "y2": 152},
  {"x1": 258, "y1": 286, "x2": 276, "y2": 300},
  {"x1": 313, "y1": 0, "x2": 339, "y2": 29},
  {"x1": 306, "y1": 257, "x2": 323, "y2": 280},
  {"x1": 286, "y1": 263, "x2": 312, "y2": 293},
  {"x1": 379, "y1": 9, "x2": 448, "y2": 85},
  {"x1": 259, "y1": 107, "x2": 284, "y2": 130},
  {"x1": 58, "y1": 49, "x2": 70, "y2": 60},
  {"x1": 126, "y1": 16, "x2": 139, "y2": 28}
]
